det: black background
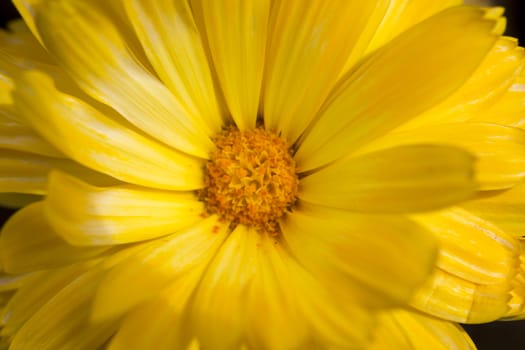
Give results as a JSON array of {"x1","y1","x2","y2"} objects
[{"x1": 0, "y1": 0, "x2": 525, "y2": 348}]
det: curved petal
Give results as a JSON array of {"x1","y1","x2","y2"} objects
[
  {"x1": 124, "y1": 0, "x2": 223, "y2": 132},
  {"x1": 245, "y1": 232, "x2": 374, "y2": 349},
  {"x1": 299, "y1": 145, "x2": 476, "y2": 213},
  {"x1": 262, "y1": 0, "x2": 390, "y2": 142},
  {"x1": 411, "y1": 207, "x2": 521, "y2": 285},
  {"x1": 359, "y1": 123, "x2": 525, "y2": 190},
  {"x1": 191, "y1": 0, "x2": 270, "y2": 130},
  {"x1": 13, "y1": 71, "x2": 204, "y2": 191},
  {"x1": 295, "y1": 6, "x2": 503, "y2": 170},
  {"x1": 35, "y1": 0, "x2": 214, "y2": 157},
  {"x1": 1, "y1": 264, "x2": 93, "y2": 337},
  {"x1": 45, "y1": 171, "x2": 205, "y2": 246},
  {"x1": 368, "y1": 310, "x2": 476, "y2": 350},
  {"x1": 358, "y1": 0, "x2": 462, "y2": 60},
  {"x1": 462, "y1": 184, "x2": 525, "y2": 237},
  {"x1": 0, "y1": 150, "x2": 103, "y2": 195},
  {"x1": 472, "y1": 72, "x2": 525, "y2": 127},
  {"x1": 395, "y1": 37, "x2": 524, "y2": 131},
  {"x1": 188, "y1": 225, "x2": 258, "y2": 349},
  {"x1": 9, "y1": 261, "x2": 123, "y2": 350},
  {"x1": 92, "y1": 215, "x2": 228, "y2": 322},
  {"x1": 108, "y1": 280, "x2": 200, "y2": 350},
  {"x1": 0, "y1": 202, "x2": 109, "y2": 274},
  {"x1": 280, "y1": 204, "x2": 437, "y2": 307}
]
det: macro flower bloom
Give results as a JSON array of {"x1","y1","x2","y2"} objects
[{"x1": 0, "y1": 0, "x2": 525, "y2": 349}]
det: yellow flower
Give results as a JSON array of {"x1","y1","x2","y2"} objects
[{"x1": 0, "y1": 0, "x2": 524, "y2": 349}]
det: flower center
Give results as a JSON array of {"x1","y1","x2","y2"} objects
[{"x1": 200, "y1": 127, "x2": 298, "y2": 234}]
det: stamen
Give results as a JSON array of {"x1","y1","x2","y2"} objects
[{"x1": 200, "y1": 127, "x2": 298, "y2": 234}]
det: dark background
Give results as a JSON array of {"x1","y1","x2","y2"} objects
[{"x1": 1, "y1": 0, "x2": 524, "y2": 348}]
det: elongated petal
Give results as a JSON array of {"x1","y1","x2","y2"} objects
[
  {"x1": 93, "y1": 216, "x2": 228, "y2": 321},
  {"x1": 1, "y1": 263, "x2": 94, "y2": 337},
  {"x1": 361, "y1": 0, "x2": 462, "y2": 58},
  {"x1": 360, "y1": 122, "x2": 525, "y2": 190},
  {"x1": 368, "y1": 310, "x2": 475, "y2": 350},
  {"x1": 396, "y1": 37, "x2": 524, "y2": 130},
  {"x1": 295, "y1": 6, "x2": 502, "y2": 170},
  {"x1": 109, "y1": 281, "x2": 197, "y2": 350},
  {"x1": 473, "y1": 73, "x2": 525, "y2": 127},
  {"x1": 0, "y1": 120, "x2": 63, "y2": 157},
  {"x1": 462, "y1": 184, "x2": 525, "y2": 237},
  {"x1": 188, "y1": 225, "x2": 257, "y2": 349},
  {"x1": 124, "y1": 0, "x2": 223, "y2": 132},
  {"x1": 263, "y1": 0, "x2": 390, "y2": 142},
  {"x1": 35, "y1": 0, "x2": 214, "y2": 157},
  {"x1": 412, "y1": 207, "x2": 521, "y2": 285},
  {"x1": 281, "y1": 204, "x2": 437, "y2": 308},
  {"x1": 192, "y1": 0, "x2": 270, "y2": 130},
  {"x1": 9, "y1": 264, "x2": 119, "y2": 350},
  {"x1": 0, "y1": 150, "x2": 101, "y2": 195},
  {"x1": 299, "y1": 145, "x2": 476, "y2": 213},
  {"x1": 0, "y1": 202, "x2": 109, "y2": 274},
  {"x1": 13, "y1": 71, "x2": 204, "y2": 190},
  {"x1": 45, "y1": 171, "x2": 205, "y2": 246},
  {"x1": 245, "y1": 233, "x2": 373, "y2": 349}
]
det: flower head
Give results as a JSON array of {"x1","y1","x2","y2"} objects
[{"x1": 0, "y1": 0, "x2": 525, "y2": 349}]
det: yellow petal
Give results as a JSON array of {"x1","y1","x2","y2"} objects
[
  {"x1": 191, "y1": 0, "x2": 270, "y2": 130},
  {"x1": 368, "y1": 310, "x2": 476, "y2": 350},
  {"x1": 0, "y1": 150, "x2": 100, "y2": 195},
  {"x1": 245, "y1": 232, "x2": 374, "y2": 349},
  {"x1": 262, "y1": 0, "x2": 390, "y2": 142},
  {"x1": 412, "y1": 207, "x2": 521, "y2": 285},
  {"x1": 13, "y1": 71, "x2": 204, "y2": 190},
  {"x1": 9, "y1": 264, "x2": 119, "y2": 350},
  {"x1": 108, "y1": 274, "x2": 204, "y2": 350},
  {"x1": 395, "y1": 37, "x2": 524, "y2": 131},
  {"x1": 124, "y1": 0, "x2": 223, "y2": 133},
  {"x1": 93, "y1": 215, "x2": 227, "y2": 321},
  {"x1": 188, "y1": 225, "x2": 258, "y2": 349},
  {"x1": 45, "y1": 171, "x2": 205, "y2": 246},
  {"x1": 0, "y1": 202, "x2": 109, "y2": 274},
  {"x1": 1, "y1": 263, "x2": 94, "y2": 337},
  {"x1": 243, "y1": 235, "x2": 309, "y2": 349},
  {"x1": 360, "y1": 122, "x2": 525, "y2": 190},
  {"x1": 472, "y1": 73, "x2": 525, "y2": 127},
  {"x1": 36, "y1": 0, "x2": 213, "y2": 157},
  {"x1": 299, "y1": 145, "x2": 476, "y2": 213},
  {"x1": 281, "y1": 204, "x2": 437, "y2": 308},
  {"x1": 411, "y1": 268, "x2": 513, "y2": 323},
  {"x1": 360, "y1": 0, "x2": 462, "y2": 59},
  {"x1": 0, "y1": 119, "x2": 63, "y2": 157},
  {"x1": 462, "y1": 184, "x2": 525, "y2": 237},
  {"x1": 295, "y1": 6, "x2": 502, "y2": 170}
]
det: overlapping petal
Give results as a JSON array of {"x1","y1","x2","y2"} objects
[
  {"x1": 295, "y1": 6, "x2": 503, "y2": 170},
  {"x1": 44, "y1": 171, "x2": 205, "y2": 245},
  {"x1": 0, "y1": 202, "x2": 109, "y2": 274},
  {"x1": 192, "y1": 0, "x2": 270, "y2": 130},
  {"x1": 359, "y1": 122, "x2": 525, "y2": 190},
  {"x1": 13, "y1": 71, "x2": 204, "y2": 190},
  {"x1": 299, "y1": 145, "x2": 476, "y2": 213},
  {"x1": 262, "y1": 0, "x2": 390, "y2": 142},
  {"x1": 35, "y1": 0, "x2": 214, "y2": 157},
  {"x1": 280, "y1": 204, "x2": 437, "y2": 307},
  {"x1": 124, "y1": 0, "x2": 224, "y2": 133}
]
